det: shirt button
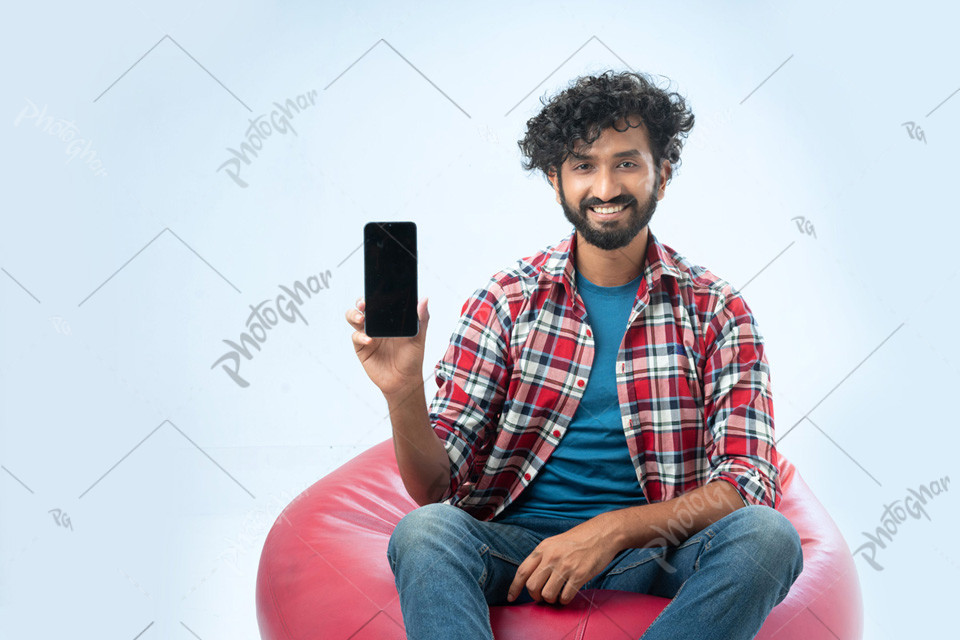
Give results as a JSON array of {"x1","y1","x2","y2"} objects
[
  {"x1": 586, "y1": 328, "x2": 592, "y2": 337},
  {"x1": 552, "y1": 429, "x2": 561, "y2": 438},
  {"x1": 524, "y1": 473, "x2": 532, "y2": 481},
  {"x1": 577, "y1": 379, "x2": 585, "y2": 387}
]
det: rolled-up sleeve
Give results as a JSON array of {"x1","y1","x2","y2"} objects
[
  {"x1": 427, "y1": 279, "x2": 512, "y2": 502},
  {"x1": 701, "y1": 293, "x2": 780, "y2": 509}
]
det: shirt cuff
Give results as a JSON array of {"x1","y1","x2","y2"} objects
[{"x1": 707, "y1": 460, "x2": 776, "y2": 508}]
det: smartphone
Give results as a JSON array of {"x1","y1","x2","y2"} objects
[{"x1": 363, "y1": 221, "x2": 418, "y2": 338}]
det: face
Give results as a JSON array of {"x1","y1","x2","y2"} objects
[{"x1": 549, "y1": 117, "x2": 668, "y2": 251}]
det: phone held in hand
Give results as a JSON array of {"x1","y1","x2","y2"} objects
[{"x1": 363, "y1": 221, "x2": 419, "y2": 338}]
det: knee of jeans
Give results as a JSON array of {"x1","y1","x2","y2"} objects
[
  {"x1": 739, "y1": 506, "x2": 804, "y2": 576},
  {"x1": 387, "y1": 502, "x2": 464, "y2": 567}
]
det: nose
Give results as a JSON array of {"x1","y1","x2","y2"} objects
[{"x1": 592, "y1": 166, "x2": 622, "y2": 203}]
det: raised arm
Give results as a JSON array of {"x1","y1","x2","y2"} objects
[{"x1": 346, "y1": 297, "x2": 450, "y2": 506}]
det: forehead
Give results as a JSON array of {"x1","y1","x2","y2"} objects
[{"x1": 569, "y1": 118, "x2": 652, "y2": 159}]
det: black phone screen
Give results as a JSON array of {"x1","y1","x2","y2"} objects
[{"x1": 363, "y1": 221, "x2": 418, "y2": 338}]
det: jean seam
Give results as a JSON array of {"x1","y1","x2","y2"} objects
[
  {"x1": 605, "y1": 535, "x2": 702, "y2": 577},
  {"x1": 639, "y1": 567, "x2": 692, "y2": 638},
  {"x1": 640, "y1": 535, "x2": 708, "y2": 638},
  {"x1": 779, "y1": 543, "x2": 804, "y2": 601},
  {"x1": 477, "y1": 543, "x2": 490, "y2": 587},
  {"x1": 679, "y1": 534, "x2": 704, "y2": 548},
  {"x1": 483, "y1": 521, "x2": 561, "y2": 575},
  {"x1": 696, "y1": 538, "x2": 710, "y2": 571},
  {"x1": 605, "y1": 549, "x2": 668, "y2": 577},
  {"x1": 486, "y1": 547, "x2": 524, "y2": 567}
]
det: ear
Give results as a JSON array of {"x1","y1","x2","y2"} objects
[
  {"x1": 547, "y1": 167, "x2": 561, "y2": 204},
  {"x1": 656, "y1": 160, "x2": 671, "y2": 200}
]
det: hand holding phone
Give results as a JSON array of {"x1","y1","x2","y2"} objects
[
  {"x1": 347, "y1": 222, "x2": 427, "y2": 398},
  {"x1": 346, "y1": 296, "x2": 429, "y2": 397}
]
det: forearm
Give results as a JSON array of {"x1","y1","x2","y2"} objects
[
  {"x1": 601, "y1": 479, "x2": 746, "y2": 551},
  {"x1": 384, "y1": 383, "x2": 452, "y2": 506}
]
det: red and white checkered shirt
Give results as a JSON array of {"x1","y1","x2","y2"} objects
[{"x1": 428, "y1": 229, "x2": 781, "y2": 521}]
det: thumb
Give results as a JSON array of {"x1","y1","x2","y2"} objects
[
  {"x1": 416, "y1": 296, "x2": 429, "y2": 338},
  {"x1": 418, "y1": 296, "x2": 429, "y2": 325}
]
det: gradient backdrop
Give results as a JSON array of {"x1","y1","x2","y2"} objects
[{"x1": 2, "y1": 1, "x2": 957, "y2": 638}]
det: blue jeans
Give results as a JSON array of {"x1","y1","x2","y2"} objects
[{"x1": 387, "y1": 502, "x2": 803, "y2": 640}]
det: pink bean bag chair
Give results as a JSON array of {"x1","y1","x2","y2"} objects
[{"x1": 256, "y1": 438, "x2": 863, "y2": 639}]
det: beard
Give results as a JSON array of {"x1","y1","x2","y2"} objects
[{"x1": 558, "y1": 171, "x2": 660, "y2": 251}]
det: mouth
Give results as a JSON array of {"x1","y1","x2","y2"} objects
[{"x1": 588, "y1": 203, "x2": 629, "y2": 220}]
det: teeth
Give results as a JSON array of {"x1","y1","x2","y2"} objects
[{"x1": 592, "y1": 204, "x2": 625, "y2": 214}]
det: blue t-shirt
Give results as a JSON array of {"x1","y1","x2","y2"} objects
[{"x1": 494, "y1": 267, "x2": 648, "y2": 522}]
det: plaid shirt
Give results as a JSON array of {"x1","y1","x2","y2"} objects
[{"x1": 428, "y1": 229, "x2": 780, "y2": 521}]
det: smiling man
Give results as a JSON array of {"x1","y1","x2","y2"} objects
[{"x1": 348, "y1": 70, "x2": 803, "y2": 640}]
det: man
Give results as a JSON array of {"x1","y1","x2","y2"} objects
[{"x1": 346, "y1": 70, "x2": 803, "y2": 640}]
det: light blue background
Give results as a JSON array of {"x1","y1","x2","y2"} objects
[{"x1": 2, "y1": 1, "x2": 957, "y2": 638}]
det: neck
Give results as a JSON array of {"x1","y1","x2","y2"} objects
[{"x1": 574, "y1": 227, "x2": 649, "y2": 287}]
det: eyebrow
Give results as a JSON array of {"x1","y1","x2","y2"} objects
[{"x1": 569, "y1": 149, "x2": 643, "y2": 161}]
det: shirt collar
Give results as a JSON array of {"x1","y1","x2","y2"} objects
[{"x1": 540, "y1": 228, "x2": 684, "y2": 298}]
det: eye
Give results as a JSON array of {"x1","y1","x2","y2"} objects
[
  {"x1": 620, "y1": 161, "x2": 638, "y2": 168},
  {"x1": 573, "y1": 163, "x2": 590, "y2": 170}
]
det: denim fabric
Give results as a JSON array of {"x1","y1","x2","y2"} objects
[{"x1": 387, "y1": 503, "x2": 803, "y2": 640}]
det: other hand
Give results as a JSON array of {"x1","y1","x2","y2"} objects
[{"x1": 507, "y1": 515, "x2": 621, "y2": 606}]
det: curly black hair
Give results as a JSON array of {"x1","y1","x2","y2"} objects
[{"x1": 518, "y1": 70, "x2": 695, "y2": 186}]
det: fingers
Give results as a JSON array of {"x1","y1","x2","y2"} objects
[
  {"x1": 345, "y1": 306, "x2": 364, "y2": 330},
  {"x1": 508, "y1": 549, "x2": 579, "y2": 605},
  {"x1": 507, "y1": 550, "x2": 540, "y2": 602},
  {"x1": 507, "y1": 555, "x2": 540, "y2": 603},
  {"x1": 524, "y1": 565, "x2": 553, "y2": 603},
  {"x1": 351, "y1": 329, "x2": 372, "y2": 350},
  {"x1": 538, "y1": 571, "x2": 569, "y2": 605},
  {"x1": 350, "y1": 297, "x2": 425, "y2": 326},
  {"x1": 411, "y1": 297, "x2": 429, "y2": 342},
  {"x1": 559, "y1": 581, "x2": 581, "y2": 606},
  {"x1": 347, "y1": 300, "x2": 371, "y2": 350}
]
